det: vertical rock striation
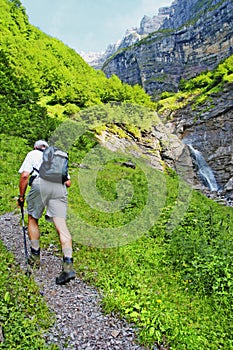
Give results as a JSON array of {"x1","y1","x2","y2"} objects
[{"x1": 102, "y1": 0, "x2": 233, "y2": 96}]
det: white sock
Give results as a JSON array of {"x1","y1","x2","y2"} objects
[
  {"x1": 62, "y1": 247, "x2": 72, "y2": 258},
  {"x1": 30, "y1": 240, "x2": 40, "y2": 251}
]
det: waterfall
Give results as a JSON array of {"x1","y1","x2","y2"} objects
[{"x1": 187, "y1": 144, "x2": 219, "y2": 192}]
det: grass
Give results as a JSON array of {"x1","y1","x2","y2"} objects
[
  {"x1": 1, "y1": 133, "x2": 233, "y2": 349},
  {"x1": 0, "y1": 240, "x2": 57, "y2": 350},
  {"x1": 0, "y1": 135, "x2": 56, "y2": 349},
  {"x1": 66, "y1": 158, "x2": 233, "y2": 349},
  {"x1": 0, "y1": 135, "x2": 30, "y2": 214}
]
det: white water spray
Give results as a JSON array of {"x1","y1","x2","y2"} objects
[{"x1": 187, "y1": 144, "x2": 219, "y2": 192}]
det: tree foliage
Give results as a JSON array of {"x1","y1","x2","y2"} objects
[
  {"x1": 0, "y1": 0, "x2": 154, "y2": 120},
  {"x1": 179, "y1": 55, "x2": 233, "y2": 92},
  {"x1": 0, "y1": 49, "x2": 59, "y2": 144}
]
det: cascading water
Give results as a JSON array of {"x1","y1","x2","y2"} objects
[{"x1": 187, "y1": 144, "x2": 219, "y2": 192}]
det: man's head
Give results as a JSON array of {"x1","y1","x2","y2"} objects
[{"x1": 34, "y1": 140, "x2": 49, "y2": 150}]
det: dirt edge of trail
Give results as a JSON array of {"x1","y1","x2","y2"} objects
[{"x1": 0, "y1": 212, "x2": 152, "y2": 350}]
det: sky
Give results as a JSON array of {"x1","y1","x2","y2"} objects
[{"x1": 20, "y1": 0, "x2": 172, "y2": 54}]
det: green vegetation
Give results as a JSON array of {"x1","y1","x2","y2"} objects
[
  {"x1": 179, "y1": 55, "x2": 233, "y2": 93},
  {"x1": 0, "y1": 0, "x2": 154, "y2": 124},
  {"x1": 0, "y1": 239, "x2": 56, "y2": 349},
  {"x1": 0, "y1": 50, "x2": 59, "y2": 144},
  {"x1": 156, "y1": 54, "x2": 233, "y2": 115},
  {"x1": 0, "y1": 135, "x2": 30, "y2": 213},
  {"x1": 40, "y1": 147, "x2": 233, "y2": 349},
  {"x1": 1, "y1": 0, "x2": 233, "y2": 349},
  {"x1": 2, "y1": 129, "x2": 233, "y2": 349}
]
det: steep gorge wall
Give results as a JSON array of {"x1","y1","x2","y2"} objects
[
  {"x1": 98, "y1": 83, "x2": 233, "y2": 202},
  {"x1": 102, "y1": 0, "x2": 233, "y2": 96},
  {"x1": 168, "y1": 82, "x2": 233, "y2": 195}
]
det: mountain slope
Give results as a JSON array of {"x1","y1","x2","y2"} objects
[
  {"x1": 102, "y1": 0, "x2": 233, "y2": 97},
  {"x1": 1, "y1": 2, "x2": 233, "y2": 350},
  {"x1": 0, "y1": 0, "x2": 153, "y2": 134}
]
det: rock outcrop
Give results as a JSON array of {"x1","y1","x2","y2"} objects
[
  {"x1": 80, "y1": 0, "x2": 233, "y2": 203},
  {"x1": 102, "y1": 0, "x2": 233, "y2": 96},
  {"x1": 96, "y1": 122, "x2": 198, "y2": 188},
  {"x1": 97, "y1": 81, "x2": 233, "y2": 204},
  {"x1": 168, "y1": 82, "x2": 233, "y2": 199}
]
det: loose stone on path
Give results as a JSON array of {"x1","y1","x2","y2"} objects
[{"x1": 0, "y1": 212, "x2": 148, "y2": 350}]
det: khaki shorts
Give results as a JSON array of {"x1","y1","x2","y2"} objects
[{"x1": 26, "y1": 177, "x2": 68, "y2": 220}]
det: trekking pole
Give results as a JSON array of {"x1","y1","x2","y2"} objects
[{"x1": 20, "y1": 206, "x2": 31, "y2": 277}]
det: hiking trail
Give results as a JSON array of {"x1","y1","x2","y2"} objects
[{"x1": 0, "y1": 212, "x2": 149, "y2": 350}]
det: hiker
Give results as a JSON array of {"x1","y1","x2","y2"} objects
[{"x1": 17, "y1": 140, "x2": 76, "y2": 285}]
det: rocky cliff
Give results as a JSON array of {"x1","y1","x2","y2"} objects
[
  {"x1": 81, "y1": 0, "x2": 233, "y2": 204},
  {"x1": 167, "y1": 82, "x2": 233, "y2": 197},
  {"x1": 102, "y1": 0, "x2": 233, "y2": 96},
  {"x1": 97, "y1": 81, "x2": 233, "y2": 204},
  {"x1": 96, "y1": 122, "x2": 198, "y2": 190},
  {"x1": 80, "y1": 7, "x2": 170, "y2": 69}
]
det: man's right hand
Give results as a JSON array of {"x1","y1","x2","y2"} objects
[{"x1": 17, "y1": 196, "x2": 25, "y2": 208}]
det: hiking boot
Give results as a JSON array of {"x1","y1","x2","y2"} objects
[
  {"x1": 56, "y1": 257, "x2": 76, "y2": 285},
  {"x1": 28, "y1": 247, "x2": 40, "y2": 267}
]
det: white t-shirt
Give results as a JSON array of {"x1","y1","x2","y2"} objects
[
  {"x1": 18, "y1": 149, "x2": 43, "y2": 176},
  {"x1": 19, "y1": 149, "x2": 70, "y2": 180}
]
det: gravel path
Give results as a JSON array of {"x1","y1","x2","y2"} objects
[{"x1": 0, "y1": 212, "x2": 150, "y2": 350}]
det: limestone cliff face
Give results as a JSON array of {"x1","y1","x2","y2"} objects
[
  {"x1": 167, "y1": 82, "x2": 233, "y2": 197},
  {"x1": 96, "y1": 122, "x2": 198, "y2": 189},
  {"x1": 97, "y1": 82, "x2": 233, "y2": 202},
  {"x1": 102, "y1": 0, "x2": 233, "y2": 96},
  {"x1": 96, "y1": 0, "x2": 233, "y2": 201}
]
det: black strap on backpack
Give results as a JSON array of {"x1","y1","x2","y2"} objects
[{"x1": 28, "y1": 149, "x2": 44, "y2": 186}]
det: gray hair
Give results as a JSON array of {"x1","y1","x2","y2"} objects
[{"x1": 34, "y1": 140, "x2": 49, "y2": 150}]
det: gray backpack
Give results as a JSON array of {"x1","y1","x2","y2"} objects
[{"x1": 39, "y1": 146, "x2": 69, "y2": 183}]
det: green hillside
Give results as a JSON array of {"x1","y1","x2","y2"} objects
[
  {"x1": 0, "y1": 0, "x2": 153, "y2": 142},
  {"x1": 1, "y1": 1, "x2": 233, "y2": 349}
]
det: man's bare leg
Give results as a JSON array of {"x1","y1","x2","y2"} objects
[
  {"x1": 53, "y1": 217, "x2": 76, "y2": 284},
  {"x1": 53, "y1": 217, "x2": 72, "y2": 257},
  {"x1": 27, "y1": 214, "x2": 40, "y2": 265}
]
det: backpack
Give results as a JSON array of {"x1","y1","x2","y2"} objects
[{"x1": 39, "y1": 146, "x2": 69, "y2": 183}]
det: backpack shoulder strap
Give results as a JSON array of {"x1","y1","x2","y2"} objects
[
  {"x1": 32, "y1": 167, "x2": 39, "y2": 174},
  {"x1": 43, "y1": 146, "x2": 55, "y2": 162}
]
